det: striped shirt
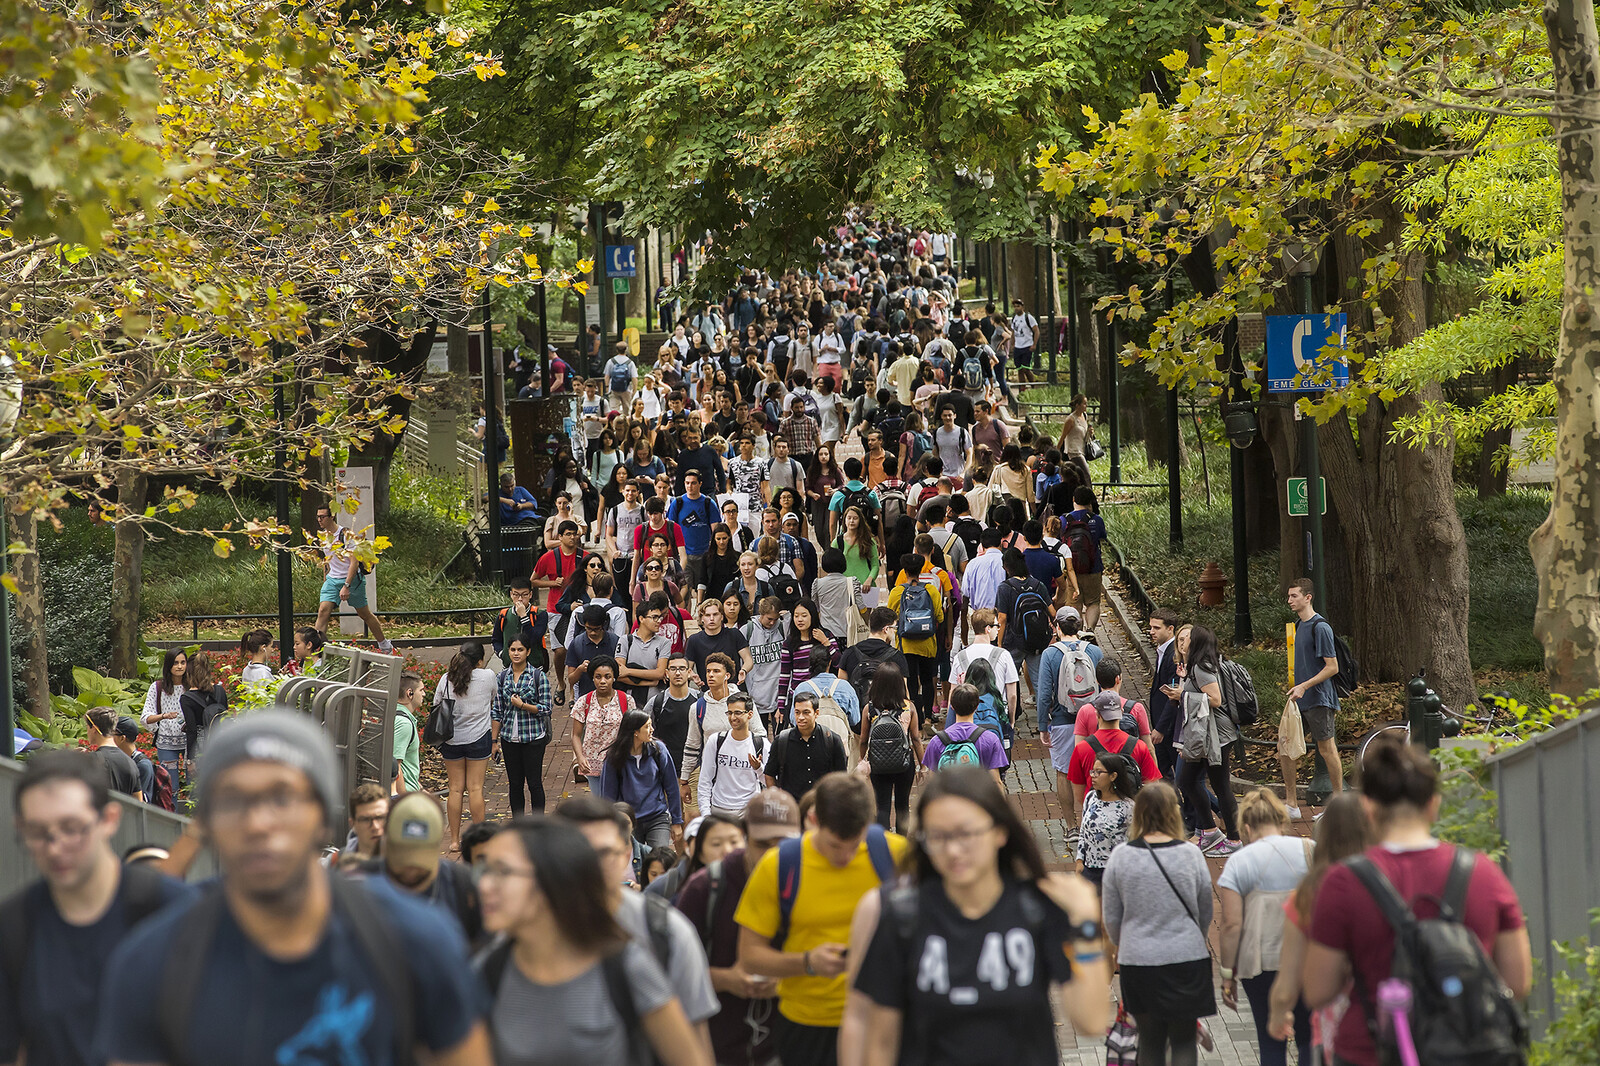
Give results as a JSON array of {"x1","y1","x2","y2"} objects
[
  {"x1": 492, "y1": 665, "x2": 553, "y2": 743},
  {"x1": 775, "y1": 636, "x2": 841, "y2": 726}
]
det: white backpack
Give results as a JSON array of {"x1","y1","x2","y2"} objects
[
  {"x1": 1053, "y1": 640, "x2": 1099, "y2": 717},
  {"x1": 804, "y1": 676, "x2": 859, "y2": 764}
]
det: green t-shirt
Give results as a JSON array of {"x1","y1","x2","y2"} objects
[{"x1": 394, "y1": 705, "x2": 421, "y2": 792}]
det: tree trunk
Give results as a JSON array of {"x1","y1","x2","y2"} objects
[
  {"x1": 1476, "y1": 359, "x2": 1516, "y2": 498},
  {"x1": 109, "y1": 470, "x2": 148, "y2": 678},
  {"x1": 1324, "y1": 215, "x2": 1475, "y2": 711},
  {"x1": 11, "y1": 512, "x2": 48, "y2": 714},
  {"x1": 1533, "y1": 0, "x2": 1600, "y2": 702},
  {"x1": 349, "y1": 323, "x2": 438, "y2": 524}
]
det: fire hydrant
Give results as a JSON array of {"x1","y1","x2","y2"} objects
[{"x1": 1198, "y1": 562, "x2": 1228, "y2": 607}]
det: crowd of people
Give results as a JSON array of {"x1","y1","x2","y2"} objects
[{"x1": 4, "y1": 219, "x2": 1535, "y2": 1066}]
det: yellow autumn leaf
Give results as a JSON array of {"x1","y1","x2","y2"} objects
[
  {"x1": 1159, "y1": 49, "x2": 1188, "y2": 72},
  {"x1": 212, "y1": 537, "x2": 234, "y2": 558},
  {"x1": 576, "y1": 257, "x2": 594, "y2": 274},
  {"x1": 379, "y1": 200, "x2": 392, "y2": 216},
  {"x1": 399, "y1": 137, "x2": 414, "y2": 153},
  {"x1": 482, "y1": 197, "x2": 500, "y2": 212},
  {"x1": 573, "y1": 281, "x2": 589, "y2": 295}
]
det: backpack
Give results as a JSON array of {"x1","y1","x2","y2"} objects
[
  {"x1": 906, "y1": 430, "x2": 932, "y2": 467},
  {"x1": 805, "y1": 676, "x2": 856, "y2": 757},
  {"x1": 962, "y1": 346, "x2": 983, "y2": 384},
  {"x1": 1085, "y1": 733, "x2": 1143, "y2": 785},
  {"x1": 876, "y1": 482, "x2": 908, "y2": 532},
  {"x1": 0, "y1": 862, "x2": 172, "y2": 1012},
  {"x1": 848, "y1": 642, "x2": 897, "y2": 709},
  {"x1": 1007, "y1": 579, "x2": 1052, "y2": 653},
  {"x1": 895, "y1": 580, "x2": 936, "y2": 641},
  {"x1": 608, "y1": 358, "x2": 632, "y2": 394},
  {"x1": 951, "y1": 516, "x2": 984, "y2": 558},
  {"x1": 772, "y1": 824, "x2": 896, "y2": 948},
  {"x1": 935, "y1": 725, "x2": 997, "y2": 771},
  {"x1": 1218, "y1": 658, "x2": 1260, "y2": 727},
  {"x1": 1053, "y1": 639, "x2": 1099, "y2": 715},
  {"x1": 866, "y1": 704, "x2": 915, "y2": 773},
  {"x1": 839, "y1": 483, "x2": 879, "y2": 532},
  {"x1": 1328, "y1": 620, "x2": 1361, "y2": 696},
  {"x1": 149, "y1": 759, "x2": 176, "y2": 812},
  {"x1": 878, "y1": 413, "x2": 906, "y2": 458},
  {"x1": 1063, "y1": 513, "x2": 1100, "y2": 574},
  {"x1": 1345, "y1": 848, "x2": 1529, "y2": 1066},
  {"x1": 768, "y1": 570, "x2": 801, "y2": 611}
]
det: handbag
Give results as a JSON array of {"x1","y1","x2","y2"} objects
[
  {"x1": 1179, "y1": 686, "x2": 1221, "y2": 764},
  {"x1": 1086, "y1": 438, "x2": 1106, "y2": 461},
  {"x1": 1278, "y1": 696, "x2": 1307, "y2": 759},
  {"x1": 1106, "y1": 1000, "x2": 1139, "y2": 1065},
  {"x1": 422, "y1": 695, "x2": 456, "y2": 747}
]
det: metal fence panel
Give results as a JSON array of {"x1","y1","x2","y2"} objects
[
  {"x1": 0, "y1": 756, "x2": 217, "y2": 898},
  {"x1": 1488, "y1": 706, "x2": 1600, "y2": 1031}
]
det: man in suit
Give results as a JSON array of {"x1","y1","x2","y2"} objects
[{"x1": 1146, "y1": 608, "x2": 1182, "y2": 778}]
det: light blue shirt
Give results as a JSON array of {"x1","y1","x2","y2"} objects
[
  {"x1": 962, "y1": 550, "x2": 1006, "y2": 609},
  {"x1": 794, "y1": 673, "x2": 861, "y2": 729},
  {"x1": 1036, "y1": 637, "x2": 1104, "y2": 731}
]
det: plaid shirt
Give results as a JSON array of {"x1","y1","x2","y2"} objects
[
  {"x1": 492, "y1": 664, "x2": 553, "y2": 742},
  {"x1": 778, "y1": 412, "x2": 820, "y2": 455}
]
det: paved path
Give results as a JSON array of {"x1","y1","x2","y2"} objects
[{"x1": 455, "y1": 436, "x2": 1297, "y2": 1065}]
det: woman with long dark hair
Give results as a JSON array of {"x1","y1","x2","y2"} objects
[
  {"x1": 492, "y1": 634, "x2": 553, "y2": 816},
  {"x1": 140, "y1": 648, "x2": 188, "y2": 784},
  {"x1": 1103, "y1": 781, "x2": 1216, "y2": 1066},
  {"x1": 476, "y1": 817, "x2": 710, "y2": 1066},
  {"x1": 1267, "y1": 793, "x2": 1371, "y2": 1063},
  {"x1": 1301, "y1": 739, "x2": 1531, "y2": 1066},
  {"x1": 833, "y1": 505, "x2": 880, "y2": 587},
  {"x1": 703, "y1": 524, "x2": 741, "y2": 608},
  {"x1": 434, "y1": 640, "x2": 497, "y2": 853},
  {"x1": 1175, "y1": 625, "x2": 1241, "y2": 855},
  {"x1": 645, "y1": 812, "x2": 745, "y2": 902},
  {"x1": 883, "y1": 515, "x2": 918, "y2": 573},
  {"x1": 858, "y1": 660, "x2": 923, "y2": 832},
  {"x1": 773, "y1": 599, "x2": 839, "y2": 727},
  {"x1": 589, "y1": 427, "x2": 624, "y2": 489},
  {"x1": 599, "y1": 456, "x2": 631, "y2": 521},
  {"x1": 179, "y1": 651, "x2": 228, "y2": 761},
  {"x1": 846, "y1": 768, "x2": 1110, "y2": 1065},
  {"x1": 631, "y1": 539, "x2": 686, "y2": 608},
  {"x1": 595, "y1": 710, "x2": 683, "y2": 850},
  {"x1": 1074, "y1": 746, "x2": 1138, "y2": 889},
  {"x1": 553, "y1": 553, "x2": 613, "y2": 652},
  {"x1": 806, "y1": 441, "x2": 845, "y2": 540}
]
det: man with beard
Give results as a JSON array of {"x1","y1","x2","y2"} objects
[
  {"x1": 366, "y1": 793, "x2": 483, "y2": 945},
  {"x1": 94, "y1": 711, "x2": 490, "y2": 1066}
]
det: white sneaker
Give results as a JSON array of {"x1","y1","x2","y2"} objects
[
  {"x1": 1313, "y1": 809, "x2": 1325, "y2": 822},
  {"x1": 1286, "y1": 805, "x2": 1303, "y2": 820},
  {"x1": 377, "y1": 640, "x2": 394, "y2": 653}
]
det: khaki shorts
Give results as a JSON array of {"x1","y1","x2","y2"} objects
[
  {"x1": 1077, "y1": 571, "x2": 1104, "y2": 607},
  {"x1": 681, "y1": 767, "x2": 701, "y2": 819}
]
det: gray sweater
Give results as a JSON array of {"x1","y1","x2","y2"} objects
[{"x1": 1102, "y1": 839, "x2": 1213, "y2": 965}]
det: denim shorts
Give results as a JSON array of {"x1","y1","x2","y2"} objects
[{"x1": 439, "y1": 729, "x2": 492, "y2": 761}]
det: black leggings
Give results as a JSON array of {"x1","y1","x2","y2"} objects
[
  {"x1": 1178, "y1": 745, "x2": 1239, "y2": 839},
  {"x1": 872, "y1": 769, "x2": 915, "y2": 832},
  {"x1": 1134, "y1": 1013, "x2": 1197, "y2": 1066},
  {"x1": 502, "y1": 737, "x2": 550, "y2": 816},
  {"x1": 904, "y1": 653, "x2": 938, "y2": 726}
]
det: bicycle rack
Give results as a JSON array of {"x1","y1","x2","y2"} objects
[{"x1": 274, "y1": 645, "x2": 406, "y2": 795}]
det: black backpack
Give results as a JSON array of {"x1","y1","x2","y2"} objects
[
  {"x1": 840, "y1": 484, "x2": 879, "y2": 532},
  {"x1": 1345, "y1": 848, "x2": 1528, "y2": 1066},
  {"x1": 1085, "y1": 733, "x2": 1143, "y2": 785},
  {"x1": 866, "y1": 705, "x2": 914, "y2": 773},
  {"x1": 1006, "y1": 579, "x2": 1053, "y2": 653},
  {"x1": 951, "y1": 516, "x2": 984, "y2": 558},
  {"x1": 848, "y1": 643, "x2": 897, "y2": 708}
]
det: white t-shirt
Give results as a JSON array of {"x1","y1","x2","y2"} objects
[
  {"x1": 1011, "y1": 313, "x2": 1038, "y2": 349},
  {"x1": 698, "y1": 731, "x2": 770, "y2": 814},
  {"x1": 950, "y1": 642, "x2": 1019, "y2": 695},
  {"x1": 934, "y1": 424, "x2": 969, "y2": 473},
  {"x1": 811, "y1": 390, "x2": 845, "y2": 443}
]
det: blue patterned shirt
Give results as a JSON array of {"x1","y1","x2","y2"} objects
[{"x1": 492, "y1": 664, "x2": 553, "y2": 743}]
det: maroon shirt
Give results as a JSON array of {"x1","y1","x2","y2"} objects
[
  {"x1": 1309, "y1": 843, "x2": 1524, "y2": 1066},
  {"x1": 674, "y1": 848, "x2": 778, "y2": 1065}
]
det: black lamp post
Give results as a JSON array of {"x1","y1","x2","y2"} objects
[{"x1": 0, "y1": 357, "x2": 20, "y2": 751}]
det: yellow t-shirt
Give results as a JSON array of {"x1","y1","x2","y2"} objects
[
  {"x1": 734, "y1": 831, "x2": 909, "y2": 1027},
  {"x1": 886, "y1": 575, "x2": 945, "y2": 658}
]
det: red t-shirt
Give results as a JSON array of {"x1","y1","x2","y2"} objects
[
  {"x1": 1065, "y1": 727, "x2": 1160, "y2": 787},
  {"x1": 1073, "y1": 699, "x2": 1150, "y2": 738},
  {"x1": 632, "y1": 518, "x2": 685, "y2": 555},
  {"x1": 532, "y1": 548, "x2": 579, "y2": 611},
  {"x1": 1309, "y1": 843, "x2": 1524, "y2": 1066}
]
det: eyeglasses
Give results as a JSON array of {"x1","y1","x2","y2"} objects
[
  {"x1": 18, "y1": 818, "x2": 98, "y2": 848},
  {"x1": 473, "y1": 862, "x2": 537, "y2": 884},
  {"x1": 208, "y1": 787, "x2": 317, "y2": 824},
  {"x1": 917, "y1": 824, "x2": 996, "y2": 852},
  {"x1": 644, "y1": 565, "x2": 663, "y2": 573}
]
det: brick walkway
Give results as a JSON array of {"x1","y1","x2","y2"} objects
[{"x1": 462, "y1": 438, "x2": 1291, "y2": 1064}]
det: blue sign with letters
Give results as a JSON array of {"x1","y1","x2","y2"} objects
[
  {"x1": 605, "y1": 244, "x2": 637, "y2": 278},
  {"x1": 1265, "y1": 313, "x2": 1349, "y2": 392}
]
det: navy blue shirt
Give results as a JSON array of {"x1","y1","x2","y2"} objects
[
  {"x1": 95, "y1": 876, "x2": 484, "y2": 1066},
  {"x1": 1063, "y1": 508, "x2": 1107, "y2": 574},
  {"x1": 565, "y1": 629, "x2": 621, "y2": 697},
  {"x1": 0, "y1": 873, "x2": 193, "y2": 1066},
  {"x1": 1021, "y1": 546, "x2": 1062, "y2": 591},
  {"x1": 1294, "y1": 614, "x2": 1340, "y2": 711}
]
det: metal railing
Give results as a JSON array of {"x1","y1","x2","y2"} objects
[
  {"x1": 0, "y1": 757, "x2": 218, "y2": 897},
  {"x1": 401, "y1": 418, "x2": 487, "y2": 514},
  {"x1": 281, "y1": 644, "x2": 407, "y2": 796}
]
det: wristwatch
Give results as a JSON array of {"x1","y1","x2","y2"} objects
[{"x1": 1066, "y1": 918, "x2": 1102, "y2": 942}]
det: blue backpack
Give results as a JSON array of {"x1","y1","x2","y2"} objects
[
  {"x1": 972, "y1": 692, "x2": 1004, "y2": 733},
  {"x1": 607, "y1": 358, "x2": 632, "y2": 393},
  {"x1": 896, "y1": 581, "x2": 936, "y2": 640}
]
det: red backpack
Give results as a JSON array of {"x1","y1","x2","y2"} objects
[{"x1": 150, "y1": 760, "x2": 176, "y2": 812}]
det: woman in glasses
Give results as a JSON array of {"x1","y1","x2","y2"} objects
[
  {"x1": 631, "y1": 551, "x2": 685, "y2": 610},
  {"x1": 844, "y1": 767, "x2": 1110, "y2": 1066},
  {"x1": 475, "y1": 817, "x2": 709, "y2": 1066}
]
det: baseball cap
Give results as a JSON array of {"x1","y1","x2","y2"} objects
[
  {"x1": 744, "y1": 788, "x2": 801, "y2": 839},
  {"x1": 199, "y1": 709, "x2": 340, "y2": 824},
  {"x1": 112, "y1": 717, "x2": 141, "y2": 742},
  {"x1": 1055, "y1": 605, "x2": 1082, "y2": 628},
  {"x1": 385, "y1": 793, "x2": 445, "y2": 869},
  {"x1": 782, "y1": 513, "x2": 800, "y2": 526},
  {"x1": 1091, "y1": 690, "x2": 1126, "y2": 722},
  {"x1": 581, "y1": 603, "x2": 610, "y2": 628}
]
